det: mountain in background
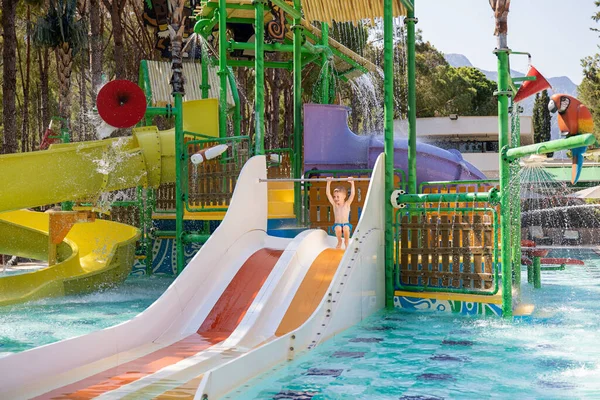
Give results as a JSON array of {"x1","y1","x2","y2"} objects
[{"x1": 445, "y1": 53, "x2": 579, "y2": 158}]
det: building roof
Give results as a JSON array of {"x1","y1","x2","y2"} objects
[{"x1": 394, "y1": 116, "x2": 534, "y2": 144}]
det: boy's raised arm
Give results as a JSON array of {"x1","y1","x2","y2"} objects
[
  {"x1": 326, "y1": 177, "x2": 335, "y2": 205},
  {"x1": 347, "y1": 177, "x2": 356, "y2": 204}
]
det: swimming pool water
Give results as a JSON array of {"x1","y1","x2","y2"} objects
[
  {"x1": 0, "y1": 275, "x2": 174, "y2": 358},
  {"x1": 228, "y1": 248, "x2": 600, "y2": 399}
]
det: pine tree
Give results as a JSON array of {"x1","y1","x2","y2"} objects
[{"x1": 533, "y1": 90, "x2": 551, "y2": 143}]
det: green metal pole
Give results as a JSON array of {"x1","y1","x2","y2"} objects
[
  {"x1": 292, "y1": 0, "x2": 303, "y2": 221},
  {"x1": 533, "y1": 256, "x2": 541, "y2": 289},
  {"x1": 145, "y1": 188, "x2": 154, "y2": 275},
  {"x1": 406, "y1": 4, "x2": 417, "y2": 195},
  {"x1": 384, "y1": 0, "x2": 395, "y2": 308},
  {"x1": 218, "y1": 1, "x2": 228, "y2": 138},
  {"x1": 510, "y1": 108, "x2": 521, "y2": 289},
  {"x1": 227, "y1": 67, "x2": 242, "y2": 137},
  {"x1": 201, "y1": 42, "x2": 210, "y2": 99},
  {"x1": 496, "y1": 48, "x2": 512, "y2": 317},
  {"x1": 254, "y1": 0, "x2": 266, "y2": 155},
  {"x1": 174, "y1": 94, "x2": 185, "y2": 275},
  {"x1": 321, "y1": 22, "x2": 330, "y2": 105}
]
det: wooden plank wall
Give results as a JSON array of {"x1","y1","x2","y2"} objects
[
  {"x1": 398, "y1": 212, "x2": 495, "y2": 291},
  {"x1": 267, "y1": 151, "x2": 292, "y2": 179}
]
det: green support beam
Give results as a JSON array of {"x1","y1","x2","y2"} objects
[
  {"x1": 270, "y1": 0, "x2": 302, "y2": 19},
  {"x1": 384, "y1": 0, "x2": 395, "y2": 308},
  {"x1": 505, "y1": 134, "x2": 596, "y2": 161},
  {"x1": 227, "y1": 59, "x2": 293, "y2": 69},
  {"x1": 406, "y1": 5, "x2": 417, "y2": 195},
  {"x1": 174, "y1": 94, "x2": 185, "y2": 275},
  {"x1": 293, "y1": 0, "x2": 303, "y2": 221},
  {"x1": 218, "y1": 1, "x2": 228, "y2": 138},
  {"x1": 496, "y1": 48, "x2": 512, "y2": 317},
  {"x1": 227, "y1": 66, "x2": 242, "y2": 137},
  {"x1": 254, "y1": 0, "x2": 266, "y2": 155},
  {"x1": 200, "y1": 46, "x2": 210, "y2": 99},
  {"x1": 321, "y1": 22, "x2": 330, "y2": 104},
  {"x1": 228, "y1": 41, "x2": 314, "y2": 54}
]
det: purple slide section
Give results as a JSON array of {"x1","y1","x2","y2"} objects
[{"x1": 303, "y1": 104, "x2": 486, "y2": 184}]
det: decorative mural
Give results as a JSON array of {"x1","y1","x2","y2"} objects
[{"x1": 394, "y1": 295, "x2": 503, "y2": 317}]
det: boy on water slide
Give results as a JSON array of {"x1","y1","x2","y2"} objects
[{"x1": 326, "y1": 177, "x2": 355, "y2": 249}]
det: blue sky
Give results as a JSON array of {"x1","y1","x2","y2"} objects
[{"x1": 416, "y1": 0, "x2": 599, "y2": 84}]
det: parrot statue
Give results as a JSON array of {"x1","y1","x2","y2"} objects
[{"x1": 548, "y1": 94, "x2": 594, "y2": 184}]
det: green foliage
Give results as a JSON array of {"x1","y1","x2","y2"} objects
[
  {"x1": 579, "y1": 54, "x2": 600, "y2": 143},
  {"x1": 532, "y1": 90, "x2": 552, "y2": 143},
  {"x1": 413, "y1": 39, "x2": 497, "y2": 118},
  {"x1": 32, "y1": 0, "x2": 87, "y2": 54}
]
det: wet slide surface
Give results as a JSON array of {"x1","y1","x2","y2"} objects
[
  {"x1": 276, "y1": 249, "x2": 344, "y2": 336},
  {"x1": 36, "y1": 248, "x2": 282, "y2": 400},
  {"x1": 154, "y1": 248, "x2": 344, "y2": 399}
]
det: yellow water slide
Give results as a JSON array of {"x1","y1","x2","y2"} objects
[{"x1": 0, "y1": 99, "x2": 218, "y2": 306}]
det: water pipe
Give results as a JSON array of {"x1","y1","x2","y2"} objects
[
  {"x1": 393, "y1": 188, "x2": 500, "y2": 208},
  {"x1": 183, "y1": 233, "x2": 210, "y2": 244},
  {"x1": 504, "y1": 134, "x2": 596, "y2": 161}
]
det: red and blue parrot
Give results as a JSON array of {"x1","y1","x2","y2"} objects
[{"x1": 548, "y1": 94, "x2": 594, "y2": 184}]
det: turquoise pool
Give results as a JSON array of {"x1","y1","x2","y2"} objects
[
  {"x1": 0, "y1": 275, "x2": 174, "y2": 358},
  {"x1": 228, "y1": 248, "x2": 600, "y2": 399}
]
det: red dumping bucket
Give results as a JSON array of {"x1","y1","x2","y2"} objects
[
  {"x1": 513, "y1": 65, "x2": 551, "y2": 103},
  {"x1": 96, "y1": 80, "x2": 147, "y2": 128}
]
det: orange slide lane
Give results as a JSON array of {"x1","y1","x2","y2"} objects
[
  {"x1": 36, "y1": 248, "x2": 282, "y2": 400},
  {"x1": 155, "y1": 248, "x2": 343, "y2": 399},
  {"x1": 276, "y1": 248, "x2": 343, "y2": 336}
]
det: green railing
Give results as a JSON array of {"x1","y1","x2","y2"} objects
[
  {"x1": 394, "y1": 206, "x2": 500, "y2": 296},
  {"x1": 419, "y1": 179, "x2": 500, "y2": 194},
  {"x1": 183, "y1": 134, "x2": 250, "y2": 213}
]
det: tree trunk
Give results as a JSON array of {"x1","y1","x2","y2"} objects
[
  {"x1": 20, "y1": 6, "x2": 32, "y2": 152},
  {"x1": 56, "y1": 43, "x2": 74, "y2": 120},
  {"x1": 38, "y1": 48, "x2": 51, "y2": 131},
  {"x1": 102, "y1": 0, "x2": 127, "y2": 79},
  {"x1": 2, "y1": 0, "x2": 18, "y2": 154},
  {"x1": 90, "y1": 0, "x2": 103, "y2": 97}
]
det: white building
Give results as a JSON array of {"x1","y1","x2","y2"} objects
[{"x1": 394, "y1": 115, "x2": 534, "y2": 178}]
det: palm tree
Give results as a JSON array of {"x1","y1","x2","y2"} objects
[{"x1": 33, "y1": 0, "x2": 87, "y2": 121}]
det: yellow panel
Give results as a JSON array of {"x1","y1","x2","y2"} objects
[
  {"x1": 394, "y1": 290, "x2": 503, "y2": 305},
  {"x1": 182, "y1": 99, "x2": 220, "y2": 137}
]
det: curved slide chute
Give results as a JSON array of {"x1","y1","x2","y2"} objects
[
  {"x1": 304, "y1": 103, "x2": 486, "y2": 183},
  {"x1": 0, "y1": 210, "x2": 139, "y2": 306}
]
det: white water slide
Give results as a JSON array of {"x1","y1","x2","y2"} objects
[{"x1": 0, "y1": 155, "x2": 386, "y2": 399}]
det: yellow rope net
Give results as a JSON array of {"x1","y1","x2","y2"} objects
[{"x1": 301, "y1": 0, "x2": 408, "y2": 25}]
